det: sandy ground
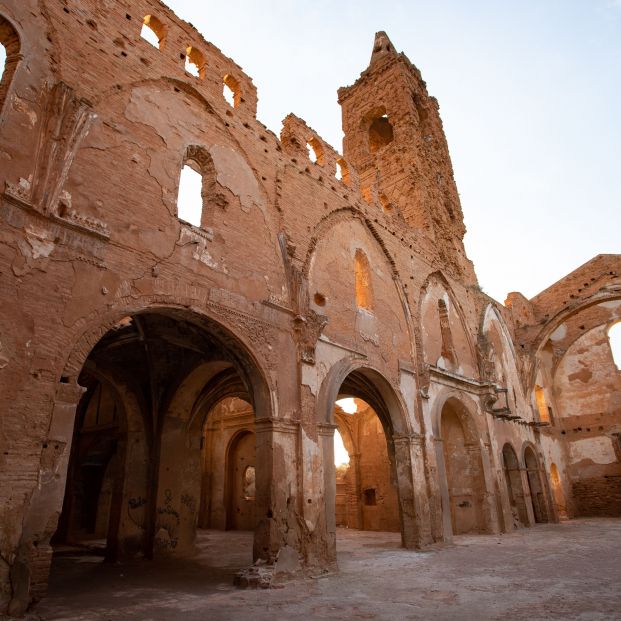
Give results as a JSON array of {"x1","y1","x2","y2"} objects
[{"x1": 28, "y1": 518, "x2": 621, "y2": 621}]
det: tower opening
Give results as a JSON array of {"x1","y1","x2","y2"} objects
[
  {"x1": 223, "y1": 74, "x2": 241, "y2": 107},
  {"x1": 368, "y1": 113, "x2": 393, "y2": 153}
]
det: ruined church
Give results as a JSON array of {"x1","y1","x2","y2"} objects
[{"x1": 0, "y1": 0, "x2": 619, "y2": 616}]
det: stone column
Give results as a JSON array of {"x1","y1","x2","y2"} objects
[
  {"x1": 473, "y1": 443, "x2": 501, "y2": 535},
  {"x1": 9, "y1": 379, "x2": 84, "y2": 617},
  {"x1": 539, "y1": 463, "x2": 559, "y2": 523},
  {"x1": 519, "y1": 467, "x2": 536, "y2": 526},
  {"x1": 253, "y1": 417, "x2": 300, "y2": 563},
  {"x1": 317, "y1": 422, "x2": 338, "y2": 564},
  {"x1": 433, "y1": 436, "x2": 453, "y2": 542},
  {"x1": 497, "y1": 466, "x2": 515, "y2": 533},
  {"x1": 393, "y1": 434, "x2": 433, "y2": 548}
]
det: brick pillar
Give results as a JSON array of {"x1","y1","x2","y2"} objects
[
  {"x1": 253, "y1": 417, "x2": 300, "y2": 563},
  {"x1": 519, "y1": 467, "x2": 536, "y2": 526},
  {"x1": 472, "y1": 443, "x2": 501, "y2": 535},
  {"x1": 317, "y1": 422, "x2": 338, "y2": 563},
  {"x1": 8, "y1": 380, "x2": 84, "y2": 617},
  {"x1": 393, "y1": 434, "x2": 433, "y2": 548}
]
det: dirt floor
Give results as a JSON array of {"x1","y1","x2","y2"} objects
[{"x1": 28, "y1": 518, "x2": 621, "y2": 620}]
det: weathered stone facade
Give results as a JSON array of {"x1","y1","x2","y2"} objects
[{"x1": 0, "y1": 0, "x2": 618, "y2": 615}]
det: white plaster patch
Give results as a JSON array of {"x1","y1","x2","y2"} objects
[
  {"x1": 355, "y1": 308, "x2": 379, "y2": 346},
  {"x1": 301, "y1": 362, "x2": 319, "y2": 396},
  {"x1": 301, "y1": 426, "x2": 322, "y2": 531},
  {"x1": 550, "y1": 324, "x2": 567, "y2": 341},
  {"x1": 210, "y1": 144, "x2": 266, "y2": 213},
  {"x1": 399, "y1": 371, "x2": 420, "y2": 434},
  {"x1": 178, "y1": 226, "x2": 227, "y2": 273},
  {"x1": 24, "y1": 225, "x2": 55, "y2": 259},
  {"x1": 600, "y1": 300, "x2": 621, "y2": 310},
  {"x1": 569, "y1": 436, "x2": 616, "y2": 465},
  {"x1": 13, "y1": 96, "x2": 38, "y2": 127},
  {"x1": 304, "y1": 341, "x2": 351, "y2": 395}
]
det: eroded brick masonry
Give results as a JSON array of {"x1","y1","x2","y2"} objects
[{"x1": 0, "y1": 1, "x2": 619, "y2": 615}]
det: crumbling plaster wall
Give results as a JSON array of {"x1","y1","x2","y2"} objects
[
  {"x1": 554, "y1": 324, "x2": 621, "y2": 515},
  {"x1": 0, "y1": 0, "x2": 614, "y2": 615},
  {"x1": 508, "y1": 256, "x2": 621, "y2": 519},
  {"x1": 199, "y1": 397, "x2": 255, "y2": 530}
]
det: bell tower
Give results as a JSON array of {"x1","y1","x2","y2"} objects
[{"x1": 338, "y1": 32, "x2": 475, "y2": 281}]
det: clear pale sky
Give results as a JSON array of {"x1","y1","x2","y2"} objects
[{"x1": 162, "y1": 0, "x2": 620, "y2": 304}]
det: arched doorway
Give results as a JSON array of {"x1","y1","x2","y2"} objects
[
  {"x1": 320, "y1": 365, "x2": 424, "y2": 557},
  {"x1": 333, "y1": 397, "x2": 400, "y2": 533},
  {"x1": 502, "y1": 443, "x2": 529, "y2": 527},
  {"x1": 524, "y1": 446, "x2": 547, "y2": 523},
  {"x1": 550, "y1": 463, "x2": 568, "y2": 519},
  {"x1": 199, "y1": 396, "x2": 256, "y2": 530},
  {"x1": 46, "y1": 308, "x2": 273, "y2": 597},
  {"x1": 198, "y1": 397, "x2": 256, "y2": 531},
  {"x1": 226, "y1": 431, "x2": 256, "y2": 531},
  {"x1": 439, "y1": 399, "x2": 487, "y2": 535}
]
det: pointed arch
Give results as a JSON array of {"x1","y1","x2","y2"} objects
[
  {"x1": 530, "y1": 292, "x2": 621, "y2": 361},
  {"x1": 480, "y1": 304, "x2": 527, "y2": 413},
  {"x1": 354, "y1": 248, "x2": 374, "y2": 311},
  {"x1": 0, "y1": 14, "x2": 21, "y2": 114},
  {"x1": 419, "y1": 271, "x2": 477, "y2": 375},
  {"x1": 140, "y1": 14, "x2": 167, "y2": 49},
  {"x1": 302, "y1": 206, "x2": 415, "y2": 362},
  {"x1": 302, "y1": 207, "x2": 398, "y2": 278}
]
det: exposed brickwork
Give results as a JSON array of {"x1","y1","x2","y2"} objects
[{"x1": 573, "y1": 478, "x2": 621, "y2": 516}]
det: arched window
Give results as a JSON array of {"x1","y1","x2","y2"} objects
[
  {"x1": 140, "y1": 15, "x2": 166, "y2": 49},
  {"x1": 0, "y1": 41, "x2": 5, "y2": 81},
  {"x1": 354, "y1": 249, "x2": 373, "y2": 311},
  {"x1": 609, "y1": 322, "x2": 621, "y2": 370},
  {"x1": 534, "y1": 385, "x2": 551, "y2": 423},
  {"x1": 367, "y1": 108, "x2": 394, "y2": 153},
  {"x1": 306, "y1": 136, "x2": 324, "y2": 166},
  {"x1": 335, "y1": 158, "x2": 350, "y2": 184},
  {"x1": 176, "y1": 146, "x2": 215, "y2": 227},
  {"x1": 223, "y1": 73, "x2": 240, "y2": 107},
  {"x1": 438, "y1": 298, "x2": 457, "y2": 367},
  {"x1": 177, "y1": 165, "x2": 203, "y2": 226},
  {"x1": 185, "y1": 46, "x2": 205, "y2": 78},
  {"x1": 0, "y1": 15, "x2": 21, "y2": 114}
]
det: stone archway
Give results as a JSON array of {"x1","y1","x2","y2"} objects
[
  {"x1": 11, "y1": 304, "x2": 278, "y2": 615},
  {"x1": 438, "y1": 399, "x2": 488, "y2": 535},
  {"x1": 333, "y1": 398, "x2": 401, "y2": 533},
  {"x1": 197, "y1": 396, "x2": 256, "y2": 532},
  {"x1": 225, "y1": 428, "x2": 256, "y2": 531},
  {"x1": 318, "y1": 360, "x2": 430, "y2": 560}
]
